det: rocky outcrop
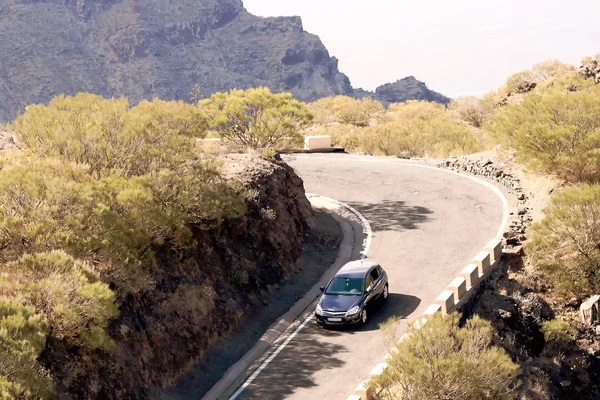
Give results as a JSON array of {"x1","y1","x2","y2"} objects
[
  {"x1": 580, "y1": 295, "x2": 600, "y2": 326},
  {"x1": 579, "y1": 58, "x2": 600, "y2": 84},
  {"x1": 370, "y1": 76, "x2": 451, "y2": 105},
  {"x1": 0, "y1": 0, "x2": 353, "y2": 122},
  {"x1": 40, "y1": 154, "x2": 315, "y2": 399}
]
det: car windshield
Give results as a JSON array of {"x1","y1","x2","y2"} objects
[{"x1": 325, "y1": 277, "x2": 363, "y2": 295}]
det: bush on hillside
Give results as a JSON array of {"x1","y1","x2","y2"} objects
[
  {"x1": 200, "y1": 87, "x2": 312, "y2": 149},
  {"x1": 354, "y1": 101, "x2": 482, "y2": 158},
  {"x1": 449, "y1": 94, "x2": 496, "y2": 127},
  {"x1": 372, "y1": 313, "x2": 520, "y2": 400},
  {"x1": 486, "y1": 84, "x2": 600, "y2": 182},
  {"x1": 0, "y1": 151, "x2": 245, "y2": 292},
  {"x1": 12, "y1": 94, "x2": 208, "y2": 177},
  {"x1": 0, "y1": 299, "x2": 54, "y2": 399},
  {"x1": 501, "y1": 60, "x2": 575, "y2": 95},
  {"x1": 541, "y1": 318, "x2": 576, "y2": 351},
  {"x1": 308, "y1": 96, "x2": 383, "y2": 127},
  {"x1": 0, "y1": 251, "x2": 118, "y2": 349},
  {"x1": 529, "y1": 184, "x2": 600, "y2": 294}
]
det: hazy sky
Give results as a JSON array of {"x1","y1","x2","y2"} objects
[{"x1": 243, "y1": 0, "x2": 600, "y2": 98}]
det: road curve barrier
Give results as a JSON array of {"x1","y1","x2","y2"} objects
[
  {"x1": 346, "y1": 238, "x2": 504, "y2": 400},
  {"x1": 304, "y1": 135, "x2": 332, "y2": 150}
]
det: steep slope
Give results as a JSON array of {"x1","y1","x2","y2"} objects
[
  {"x1": 0, "y1": 0, "x2": 353, "y2": 122},
  {"x1": 40, "y1": 154, "x2": 316, "y2": 398}
]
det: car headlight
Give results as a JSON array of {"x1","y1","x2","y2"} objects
[
  {"x1": 315, "y1": 303, "x2": 323, "y2": 316},
  {"x1": 346, "y1": 305, "x2": 360, "y2": 316}
]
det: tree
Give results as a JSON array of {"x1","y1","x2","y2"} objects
[
  {"x1": 200, "y1": 87, "x2": 312, "y2": 149},
  {"x1": 529, "y1": 184, "x2": 600, "y2": 294},
  {"x1": 486, "y1": 84, "x2": 600, "y2": 182},
  {"x1": 373, "y1": 313, "x2": 520, "y2": 400}
]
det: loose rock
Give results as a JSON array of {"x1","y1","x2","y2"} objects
[{"x1": 580, "y1": 295, "x2": 600, "y2": 326}]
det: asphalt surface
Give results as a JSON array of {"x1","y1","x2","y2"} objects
[{"x1": 227, "y1": 153, "x2": 507, "y2": 400}]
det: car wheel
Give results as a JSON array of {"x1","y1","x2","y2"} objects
[
  {"x1": 383, "y1": 284, "x2": 389, "y2": 301},
  {"x1": 360, "y1": 309, "x2": 368, "y2": 325}
]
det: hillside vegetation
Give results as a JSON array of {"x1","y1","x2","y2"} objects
[
  {"x1": 0, "y1": 90, "x2": 317, "y2": 398},
  {"x1": 307, "y1": 96, "x2": 485, "y2": 158}
]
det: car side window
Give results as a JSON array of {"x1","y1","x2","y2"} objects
[
  {"x1": 365, "y1": 274, "x2": 374, "y2": 292},
  {"x1": 377, "y1": 266, "x2": 384, "y2": 276},
  {"x1": 370, "y1": 268, "x2": 380, "y2": 282}
]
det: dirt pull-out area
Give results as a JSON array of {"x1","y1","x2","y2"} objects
[{"x1": 159, "y1": 209, "x2": 343, "y2": 399}]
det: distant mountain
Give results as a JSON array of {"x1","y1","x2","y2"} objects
[
  {"x1": 0, "y1": 0, "x2": 449, "y2": 122},
  {"x1": 355, "y1": 76, "x2": 451, "y2": 106}
]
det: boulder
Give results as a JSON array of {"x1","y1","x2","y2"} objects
[{"x1": 580, "y1": 295, "x2": 600, "y2": 326}]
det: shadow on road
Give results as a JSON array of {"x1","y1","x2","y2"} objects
[
  {"x1": 349, "y1": 200, "x2": 433, "y2": 232},
  {"x1": 321, "y1": 293, "x2": 421, "y2": 333},
  {"x1": 241, "y1": 326, "x2": 347, "y2": 400}
]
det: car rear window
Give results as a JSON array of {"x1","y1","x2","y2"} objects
[{"x1": 325, "y1": 277, "x2": 363, "y2": 295}]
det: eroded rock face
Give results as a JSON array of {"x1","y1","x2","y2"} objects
[
  {"x1": 40, "y1": 154, "x2": 315, "y2": 399},
  {"x1": 0, "y1": 0, "x2": 353, "y2": 122}
]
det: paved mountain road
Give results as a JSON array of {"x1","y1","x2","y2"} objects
[{"x1": 226, "y1": 153, "x2": 508, "y2": 400}]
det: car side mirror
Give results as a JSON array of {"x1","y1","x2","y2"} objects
[{"x1": 320, "y1": 286, "x2": 325, "y2": 292}]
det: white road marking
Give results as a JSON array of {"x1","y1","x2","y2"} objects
[
  {"x1": 228, "y1": 195, "x2": 373, "y2": 400},
  {"x1": 306, "y1": 193, "x2": 373, "y2": 259},
  {"x1": 227, "y1": 155, "x2": 509, "y2": 399},
  {"x1": 228, "y1": 314, "x2": 314, "y2": 400}
]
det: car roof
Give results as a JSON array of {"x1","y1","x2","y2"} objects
[{"x1": 335, "y1": 260, "x2": 379, "y2": 278}]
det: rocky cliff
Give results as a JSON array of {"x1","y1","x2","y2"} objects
[
  {"x1": 0, "y1": 0, "x2": 353, "y2": 122},
  {"x1": 40, "y1": 154, "x2": 316, "y2": 398},
  {"x1": 0, "y1": 0, "x2": 452, "y2": 123}
]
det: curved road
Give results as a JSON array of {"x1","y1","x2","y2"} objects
[{"x1": 227, "y1": 153, "x2": 507, "y2": 400}]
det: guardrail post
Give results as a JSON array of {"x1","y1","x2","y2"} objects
[
  {"x1": 485, "y1": 238, "x2": 503, "y2": 264},
  {"x1": 472, "y1": 251, "x2": 491, "y2": 276}
]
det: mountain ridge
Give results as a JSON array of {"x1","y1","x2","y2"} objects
[{"x1": 0, "y1": 0, "x2": 449, "y2": 122}]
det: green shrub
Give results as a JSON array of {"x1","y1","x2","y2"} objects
[
  {"x1": 0, "y1": 299, "x2": 54, "y2": 399},
  {"x1": 308, "y1": 96, "x2": 383, "y2": 127},
  {"x1": 1, "y1": 251, "x2": 118, "y2": 349},
  {"x1": 529, "y1": 184, "x2": 600, "y2": 294},
  {"x1": 449, "y1": 94, "x2": 496, "y2": 127},
  {"x1": 355, "y1": 101, "x2": 482, "y2": 158},
  {"x1": 501, "y1": 60, "x2": 575, "y2": 95},
  {"x1": 486, "y1": 84, "x2": 600, "y2": 182},
  {"x1": 373, "y1": 313, "x2": 520, "y2": 400},
  {"x1": 541, "y1": 318, "x2": 575, "y2": 350},
  {"x1": 0, "y1": 152, "x2": 245, "y2": 292},
  {"x1": 200, "y1": 87, "x2": 312, "y2": 149},
  {"x1": 12, "y1": 94, "x2": 208, "y2": 178}
]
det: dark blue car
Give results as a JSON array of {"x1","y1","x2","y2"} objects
[{"x1": 315, "y1": 260, "x2": 389, "y2": 326}]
